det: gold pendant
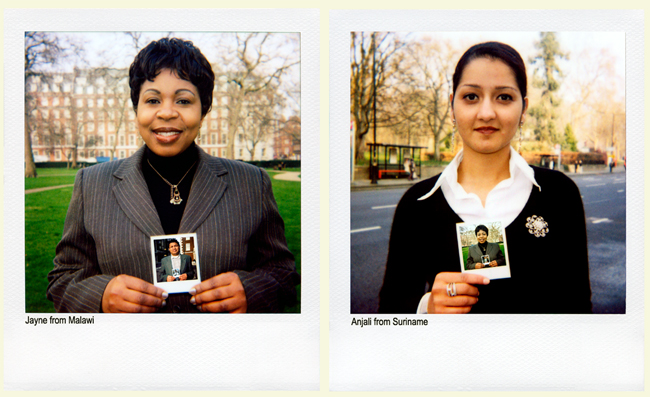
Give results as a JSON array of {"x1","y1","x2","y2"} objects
[{"x1": 170, "y1": 185, "x2": 183, "y2": 205}]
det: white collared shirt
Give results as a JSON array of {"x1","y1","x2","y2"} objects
[
  {"x1": 171, "y1": 255, "x2": 181, "y2": 272},
  {"x1": 415, "y1": 146, "x2": 541, "y2": 313}
]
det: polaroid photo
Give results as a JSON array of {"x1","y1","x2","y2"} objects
[
  {"x1": 150, "y1": 233, "x2": 201, "y2": 294},
  {"x1": 456, "y1": 221, "x2": 511, "y2": 280}
]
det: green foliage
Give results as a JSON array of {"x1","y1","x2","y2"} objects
[
  {"x1": 529, "y1": 32, "x2": 568, "y2": 145},
  {"x1": 564, "y1": 123, "x2": 578, "y2": 151},
  {"x1": 24, "y1": 170, "x2": 302, "y2": 313}
]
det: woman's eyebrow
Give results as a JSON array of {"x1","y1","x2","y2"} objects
[
  {"x1": 460, "y1": 84, "x2": 517, "y2": 91},
  {"x1": 176, "y1": 89, "x2": 196, "y2": 96}
]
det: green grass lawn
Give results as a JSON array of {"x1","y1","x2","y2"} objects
[
  {"x1": 25, "y1": 168, "x2": 78, "y2": 190},
  {"x1": 24, "y1": 167, "x2": 302, "y2": 313}
]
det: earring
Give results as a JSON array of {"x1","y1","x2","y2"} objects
[{"x1": 451, "y1": 120, "x2": 456, "y2": 153}]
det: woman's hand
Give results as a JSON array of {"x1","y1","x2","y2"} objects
[
  {"x1": 102, "y1": 275, "x2": 167, "y2": 313},
  {"x1": 475, "y1": 263, "x2": 484, "y2": 269},
  {"x1": 166, "y1": 275, "x2": 174, "y2": 282},
  {"x1": 179, "y1": 273, "x2": 188, "y2": 281},
  {"x1": 488, "y1": 260, "x2": 498, "y2": 267},
  {"x1": 189, "y1": 272, "x2": 247, "y2": 313},
  {"x1": 427, "y1": 272, "x2": 490, "y2": 314}
]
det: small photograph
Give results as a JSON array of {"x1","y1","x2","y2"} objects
[
  {"x1": 151, "y1": 233, "x2": 201, "y2": 294},
  {"x1": 456, "y1": 221, "x2": 510, "y2": 280}
]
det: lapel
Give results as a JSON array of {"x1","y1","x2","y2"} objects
[
  {"x1": 112, "y1": 146, "x2": 165, "y2": 237},
  {"x1": 178, "y1": 146, "x2": 228, "y2": 233}
]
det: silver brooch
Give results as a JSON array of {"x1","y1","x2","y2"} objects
[{"x1": 526, "y1": 215, "x2": 549, "y2": 237}]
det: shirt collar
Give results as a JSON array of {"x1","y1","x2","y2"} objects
[{"x1": 418, "y1": 147, "x2": 540, "y2": 201}]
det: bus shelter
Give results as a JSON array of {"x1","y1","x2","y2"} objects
[{"x1": 366, "y1": 143, "x2": 427, "y2": 181}]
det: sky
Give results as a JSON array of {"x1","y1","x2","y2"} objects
[{"x1": 404, "y1": 31, "x2": 626, "y2": 104}]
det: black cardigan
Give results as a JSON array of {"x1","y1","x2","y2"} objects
[{"x1": 378, "y1": 166, "x2": 592, "y2": 314}]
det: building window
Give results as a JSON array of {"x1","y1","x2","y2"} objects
[
  {"x1": 119, "y1": 150, "x2": 125, "y2": 159},
  {"x1": 261, "y1": 148, "x2": 265, "y2": 157},
  {"x1": 86, "y1": 86, "x2": 94, "y2": 95},
  {"x1": 222, "y1": 133, "x2": 227, "y2": 144},
  {"x1": 87, "y1": 99, "x2": 94, "y2": 108},
  {"x1": 52, "y1": 97, "x2": 59, "y2": 106},
  {"x1": 212, "y1": 149, "x2": 217, "y2": 156},
  {"x1": 97, "y1": 98, "x2": 104, "y2": 107},
  {"x1": 87, "y1": 123, "x2": 94, "y2": 132},
  {"x1": 55, "y1": 150, "x2": 61, "y2": 160},
  {"x1": 239, "y1": 149, "x2": 243, "y2": 157},
  {"x1": 129, "y1": 135, "x2": 135, "y2": 146},
  {"x1": 119, "y1": 136, "x2": 125, "y2": 146},
  {"x1": 99, "y1": 151, "x2": 104, "y2": 157},
  {"x1": 76, "y1": 99, "x2": 83, "y2": 108},
  {"x1": 64, "y1": 97, "x2": 70, "y2": 106},
  {"x1": 62, "y1": 83, "x2": 71, "y2": 92},
  {"x1": 109, "y1": 135, "x2": 115, "y2": 146},
  {"x1": 75, "y1": 86, "x2": 83, "y2": 94},
  {"x1": 98, "y1": 123, "x2": 105, "y2": 133},
  {"x1": 64, "y1": 109, "x2": 70, "y2": 118},
  {"x1": 41, "y1": 98, "x2": 48, "y2": 107}
]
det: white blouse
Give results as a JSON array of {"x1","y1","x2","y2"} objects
[{"x1": 416, "y1": 147, "x2": 541, "y2": 313}]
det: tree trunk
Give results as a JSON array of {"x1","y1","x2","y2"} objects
[{"x1": 24, "y1": 113, "x2": 38, "y2": 178}]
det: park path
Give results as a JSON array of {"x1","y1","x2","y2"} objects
[
  {"x1": 25, "y1": 184, "x2": 74, "y2": 194},
  {"x1": 273, "y1": 171, "x2": 301, "y2": 182}
]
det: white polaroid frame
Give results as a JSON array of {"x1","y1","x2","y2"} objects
[
  {"x1": 456, "y1": 221, "x2": 511, "y2": 280},
  {"x1": 151, "y1": 233, "x2": 201, "y2": 294}
]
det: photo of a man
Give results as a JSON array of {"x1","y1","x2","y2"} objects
[{"x1": 159, "y1": 239, "x2": 195, "y2": 282}]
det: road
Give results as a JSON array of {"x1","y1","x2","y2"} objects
[{"x1": 350, "y1": 172, "x2": 626, "y2": 314}]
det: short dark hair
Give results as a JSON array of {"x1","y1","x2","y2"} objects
[
  {"x1": 475, "y1": 225, "x2": 489, "y2": 236},
  {"x1": 168, "y1": 239, "x2": 180, "y2": 248},
  {"x1": 452, "y1": 41, "x2": 527, "y2": 108},
  {"x1": 129, "y1": 37, "x2": 215, "y2": 116}
]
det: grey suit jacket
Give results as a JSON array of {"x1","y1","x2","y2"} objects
[
  {"x1": 465, "y1": 242, "x2": 505, "y2": 270},
  {"x1": 47, "y1": 146, "x2": 298, "y2": 313},
  {"x1": 159, "y1": 254, "x2": 194, "y2": 282}
]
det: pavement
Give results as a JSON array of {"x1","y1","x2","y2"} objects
[
  {"x1": 25, "y1": 184, "x2": 74, "y2": 194},
  {"x1": 273, "y1": 171, "x2": 301, "y2": 181},
  {"x1": 351, "y1": 165, "x2": 626, "y2": 191}
]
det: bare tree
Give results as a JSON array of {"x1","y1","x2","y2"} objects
[
  {"x1": 216, "y1": 33, "x2": 300, "y2": 159},
  {"x1": 24, "y1": 32, "x2": 68, "y2": 177},
  {"x1": 350, "y1": 32, "x2": 405, "y2": 162},
  {"x1": 410, "y1": 39, "x2": 455, "y2": 160}
]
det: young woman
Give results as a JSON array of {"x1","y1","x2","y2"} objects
[
  {"x1": 48, "y1": 38, "x2": 299, "y2": 313},
  {"x1": 379, "y1": 42, "x2": 591, "y2": 314}
]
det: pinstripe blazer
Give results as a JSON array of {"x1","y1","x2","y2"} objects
[{"x1": 47, "y1": 146, "x2": 298, "y2": 313}]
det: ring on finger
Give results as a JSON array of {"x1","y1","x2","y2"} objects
[{"x1": 446, "y1": 282, "x2": 457, "y2": 297}]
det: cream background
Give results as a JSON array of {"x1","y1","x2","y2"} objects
[{"x1": 2, "y1": 1, "x2": 648, "y2": 394}]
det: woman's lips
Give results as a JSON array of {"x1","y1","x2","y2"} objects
[
  {"x1": 152, "y1": 128, "x2": 182, "y2": 143},
  {"x1": 475, "y1": 127, "x2": 498, "y2": 134}
]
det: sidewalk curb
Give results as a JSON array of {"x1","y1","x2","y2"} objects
[{"x1": 351, "y1": 168, "x2": 625, "y2": 191}]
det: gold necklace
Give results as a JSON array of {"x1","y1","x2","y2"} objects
[{"x1": 147, "y1": 159, "x2": 197, "y2": 205}]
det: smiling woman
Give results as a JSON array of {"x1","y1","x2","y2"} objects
[
  {"x1": 379, "y1": 42, "x2": 592, "y2": 314},
  {"x1": 47, "y1": 38, "x2": 299, "y2": 314}
]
